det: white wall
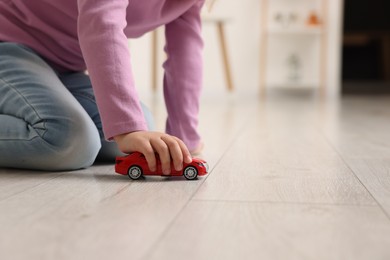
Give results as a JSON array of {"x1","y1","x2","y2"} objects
[{"x1": 129, "y1": 0, "x2": 343, "y2": 99}]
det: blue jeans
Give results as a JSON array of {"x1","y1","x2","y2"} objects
[{"x1": 0, "y1": 42, "x2": 154, "y2": 170}]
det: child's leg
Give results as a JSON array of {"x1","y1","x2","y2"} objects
[
  {"x1": 58, "y1": 72, "x2": 155, "y2": 161},
  {"x1": 0, "y1": 42, "x2": 101, "y2": 170}
]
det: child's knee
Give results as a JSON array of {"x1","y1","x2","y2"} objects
[
  {"x1": 37, "y1": 114, "x2": 101, "y2": 170},
  {"x1": 55, "y1": 122, "x2": 100, "y2": 169},
  {"x1": 0, "y1": 116, "x2": 101, "y2": 171}
]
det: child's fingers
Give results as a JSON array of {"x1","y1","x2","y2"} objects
[
  {"x1": 174, "y1": 136, "x2": 192, "y2": 163},
  {"x1": 150, "y1": 137, "x2": 171, "y2": 175},
  {"x1": 140, "y1": 144, "x2": 157, "y2": 172},
  {"x1": 161, "y1": 135, "x2": 184, "y2": 171}
]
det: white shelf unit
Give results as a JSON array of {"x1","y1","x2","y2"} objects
[{"x1": 260, "y1": 0, "x2": 328, "y2": 94}]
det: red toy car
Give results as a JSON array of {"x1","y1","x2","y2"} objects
[{"x1": 115, "y1": 152, "x2": 209, "y2": 180}]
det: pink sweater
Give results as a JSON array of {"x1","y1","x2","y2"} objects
[{"x1": 0, "y1": 0, "x2": 204, "y2": 150}]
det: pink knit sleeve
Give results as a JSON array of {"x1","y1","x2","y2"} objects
[
  {"x1": 163, "y1": 0, "x2": 205, "y2": 151},
  {"x1": 77, "y1": 0, "x2": 148, "y2": 140}
]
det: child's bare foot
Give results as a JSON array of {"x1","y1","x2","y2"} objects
[{"x1": 190, "y1": 141, "x2": 204, "y2": 156}]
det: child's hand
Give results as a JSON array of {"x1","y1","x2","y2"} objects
[{"x1": 113, "y1": 131, "x2": 192, "y2": 175}]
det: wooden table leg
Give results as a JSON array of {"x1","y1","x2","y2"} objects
[{"x1": 217, "y1": 21, "x2": 234, "y2": 91}]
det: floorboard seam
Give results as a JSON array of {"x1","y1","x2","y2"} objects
[
  {"x1": 319, "y1": 129, "x2": 390, "y2": 220},
  {"x1": 139, "y1": 111, "x2": 252, "y2": 260}
]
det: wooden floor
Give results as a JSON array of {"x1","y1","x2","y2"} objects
[{"x1": 1, "y1": 90, "x2": 390, "y2": 259}]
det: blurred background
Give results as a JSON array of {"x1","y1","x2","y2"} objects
[{"x1": 129, "y1": 0, "x2": 390, "y2": 99}]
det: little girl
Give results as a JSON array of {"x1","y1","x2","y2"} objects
[{"x1": 0, "y1": 0, "x2": 205, "y2": 173}]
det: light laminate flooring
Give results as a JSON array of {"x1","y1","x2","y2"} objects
[{"x1": 1, "y1": 90, "x2": 390, "y2": 260}]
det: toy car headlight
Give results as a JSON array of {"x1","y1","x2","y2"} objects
[
  {"x1": 204, "y1": 163, "x2": 209, "y2": 172},
  {"x1": 197, "y1": 162, "x2": 209, "y2": 172}
]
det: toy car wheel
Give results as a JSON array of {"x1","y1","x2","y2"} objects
[
  {"x1": 183, "y1": 166, "x2": 198, "y2": 180},
  {"x1": 127, "y1": 165, "x2": 143, "y2": 180}
]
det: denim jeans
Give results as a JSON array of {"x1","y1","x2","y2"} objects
[{"x1": 0, "y1": 42, "x2": 154, "y2": 170}]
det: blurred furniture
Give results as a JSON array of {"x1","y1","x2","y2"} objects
[
  {"x1": 259, "y1": 0, "x2": 328, "y2": 95},
  {"x1": 151, "y1": 15, "x2": 234, "y2": 92},
  {"x1": 343, "y1": 32, "x2": 390, "y2": 80},
  {"x1": 342, "y1": 0, "x2": 390, "y2": 84}
]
